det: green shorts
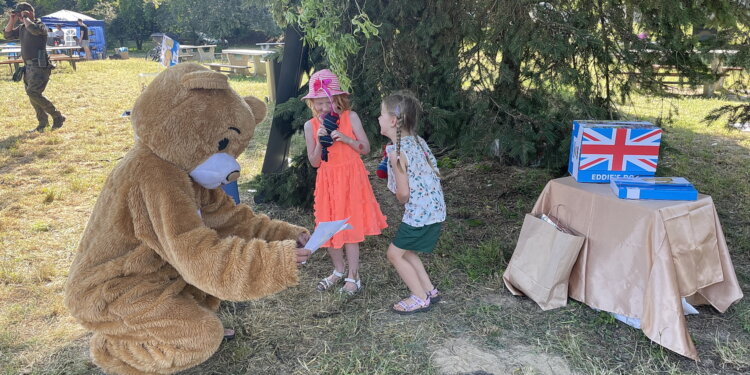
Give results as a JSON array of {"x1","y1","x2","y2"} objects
[{"x1": 393, "y1": 222, "x2": 442, "y2": 253}]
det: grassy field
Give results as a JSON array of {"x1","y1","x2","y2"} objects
[{"x1": 0, "y1": 59, "x2": 748, "y2": 375}]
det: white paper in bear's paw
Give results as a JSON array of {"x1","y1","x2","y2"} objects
[{"x1": 304, "y1": 218, "x2": 352, "y2": 253}]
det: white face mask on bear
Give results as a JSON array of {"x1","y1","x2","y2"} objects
[{"x1": 189, "y1": 153, "x2": 241, "y2": 189}]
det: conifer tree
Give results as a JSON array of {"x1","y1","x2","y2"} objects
[{"x1": 254, "y1": 0, "x2": 749, "y2": 207}]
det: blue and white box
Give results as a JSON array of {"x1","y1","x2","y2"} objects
[
  {"x1": 568, "y1": 120, "x2": 662, "y2": 183},
  {"x1": 610, "y1": 177, "x2": 698, "y2": 201}
]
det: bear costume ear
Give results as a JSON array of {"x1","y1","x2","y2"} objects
[
  {"x1": 244, "y1": 96, "x2": 267, "y2": 125},
  {"x1": 180, "y1": 70, "x2": 230, "y2": 90}
]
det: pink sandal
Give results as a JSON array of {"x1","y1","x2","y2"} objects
[
  {"x1": 392, "y1": 295, "x2": 431, "y2": 315},
  {"x1": 427, "y1": 288, "x2": 441, "y2": 303},
  {"x1": 223, "y1": 328, "x2": 235, "y2": 341}
]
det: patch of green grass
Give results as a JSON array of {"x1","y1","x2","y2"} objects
[
  {"x1": 41, "y1": 188, "x2": 56, "y2": 204},
  {"x1": 730, "y1": 300, "x2": 750, "y2": 335},
  {"x1": 67, "y1": 176, "x2": 88, "y2": 193},
  {"x1": 715, "y1": 337, "x2": 750, "y2": 370},
  {"x1": 31, "y1": 221, "x2": 51, "y2": 232},
  {"x1": 593, "y1": 311, "x2": 617, "y2": 327},
  {"x1": 550, "y1": 331, "x2": 617, "y2": 375},
  {"x1": 452, "y1": 238, "x2": 507, "y2": 281},
  {"x1": 437, "y1": 155, "x2": 459, "y2": 169},
  {"x1": 0, "y1": 260, "x2": 25, "y2": 284},
  {"x1": 466, "y1": 218, "x2": 485, "y2": 227}
]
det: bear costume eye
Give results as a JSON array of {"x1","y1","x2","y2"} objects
[
  {"x1": 229, "y1": 127, "x2": 241, "y2": 134},
  {"x1": 218, "y1": 138, "x2": 229, "y2": 151}
]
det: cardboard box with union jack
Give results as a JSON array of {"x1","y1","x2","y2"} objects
[{"x1": 568, "y1": 120, "x2": 662, "y2": 183}]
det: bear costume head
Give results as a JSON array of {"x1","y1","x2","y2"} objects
[
  {"x1": 65, "y1": 63, "x2": 308, "y2": 375},
  {"x1": 132, "y1": 63, "x2": 266, "y2": 187}
]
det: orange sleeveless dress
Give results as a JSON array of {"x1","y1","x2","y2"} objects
[{"x1": 312, "y1": 110, "x2": 388, "y2": 248}]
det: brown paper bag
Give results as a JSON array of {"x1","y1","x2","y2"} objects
[{"x1": 503, "y1": 213, "x2": 585, "y2": 310}]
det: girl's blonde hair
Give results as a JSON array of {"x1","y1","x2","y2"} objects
[
  {"x1": 382, "y1": 90, "x2": 440, "y2": 177},
  {"x1": 305, "y1": 94, "x2": 351, "y2": 117}
]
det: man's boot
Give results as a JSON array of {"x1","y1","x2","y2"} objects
[
  {"x1": 52, "y1": 115, "x2": 66, "y2": 130},
  {"x1": 29, "y1": 123, "x2": 47, "y2": 133}
]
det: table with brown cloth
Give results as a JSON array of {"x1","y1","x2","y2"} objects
[{"x1": 530, "y1": 177, "x2": 743, "y2": 360}]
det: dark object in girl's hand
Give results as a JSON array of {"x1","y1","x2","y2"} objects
[{"x1": 319, "y1": 112, "x2": 340, "y2": 162}]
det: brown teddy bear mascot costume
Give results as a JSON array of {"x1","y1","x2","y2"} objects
[{"x1": 64, "y1": 63, "x2": 311, "y2": 375}]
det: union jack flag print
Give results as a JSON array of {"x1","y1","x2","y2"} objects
[
  {"x1": 568, "y1": 120, "x2": 662, "y2": 182},
  {"x1": 579, "y1": 127, "x2": 662, "y2": 172}
]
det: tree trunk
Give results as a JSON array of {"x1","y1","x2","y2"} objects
[
  {"x1": 598, "y1": 0, "x2": 611, "y2": 109},
  {"x1": 260, "y1": 25, "x2": 308, "y2": 174},
  {"x1": 493, "y1": 0, "x2": 532, "y2": 107},
  {"x1": 498, "y1": 47, "x2": 522, "y2": 106}
]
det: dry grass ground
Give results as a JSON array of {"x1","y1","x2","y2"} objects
[{"x1": 0, "y1": 58, "x2": 748, "y2": 375}]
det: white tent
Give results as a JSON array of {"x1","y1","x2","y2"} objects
[{"x1": 43, "y1": 10, "x2": 96, "y2": 21}]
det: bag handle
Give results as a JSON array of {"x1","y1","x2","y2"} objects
[
  {"x1": 541, "y1": 204, "x2": 574, "y2": 234},
  {"x1": 547, "y1": 204, "x2": 563, "y2": 222}
]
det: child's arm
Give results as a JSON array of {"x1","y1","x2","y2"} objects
[
  {"x1": 388, "y1": 150, "x2": 410, "y2": 204},
  {"x1": 331, "y1": 111, "x2": 370, "y2": 155},
  {"x1": 303, "y1": 120, "x2": 324, "y2": 168}
]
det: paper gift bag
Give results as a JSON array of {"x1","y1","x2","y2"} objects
[{"x1": 503, "y1": 214, "x2": 585, "y2": 310}]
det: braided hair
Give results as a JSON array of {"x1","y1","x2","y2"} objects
[{"x1": 382, "y1": 91, "x2": 441, "y2": 178}]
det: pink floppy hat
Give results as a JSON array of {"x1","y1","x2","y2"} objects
[{"x1": 302, "y1": 69, "x2": 349, "y2": 100}]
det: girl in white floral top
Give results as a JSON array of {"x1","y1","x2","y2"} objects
[{"x1": 379, "y1": 91, "x2": 446, "y2": 315}]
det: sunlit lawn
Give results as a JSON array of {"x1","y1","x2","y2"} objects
[{"x1": 0, "y1": 58, "x2": 285, "y2": 371}]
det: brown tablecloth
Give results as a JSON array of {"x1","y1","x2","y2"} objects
[{"x1": 531, "y1": 177, "x2": 743, "y2": 360}]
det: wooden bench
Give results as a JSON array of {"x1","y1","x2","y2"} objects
[
  {"x1": 622, "y1": 64, "x2": 744, "y2": 96},
  {"x1": 204, "y1": 63, "x2": 250, "y2": 75},
  {"x1": 0, "y1": 58, "x2": 23, "y2": 74},
  {"x1": 50, "y1": 54, "x2": 80, "y2": 71},
  {"x1": 1, "y1": 55, "x2": 79, "y2": 76}
]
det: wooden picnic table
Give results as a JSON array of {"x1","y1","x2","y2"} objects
[
  {"x1": 204, "y1": 48, "x2": 273, "y2": 76},
  {"x1": 1, "y1": 45, "x2": 82, "y2": 55},
  {"x1": 179, "y1": 44, "x2": 217, "y2": 62},
  {"x1": 623, "y1": 49, "x2": 744, "y2": 97},
  {"x1": 256, "y1": 42, "x2": 284, "y2": 50},
  {"x1": 0, "y1": 45, "x2": 82, "y2": 72}
]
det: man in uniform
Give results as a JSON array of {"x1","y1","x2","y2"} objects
[{"x1": 4, "y1": 2, "x2": 65, "y2": 132}]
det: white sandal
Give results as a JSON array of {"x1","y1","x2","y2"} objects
[
  {"x1": 317, "y1": 270, "x2": 344, "y2": 291},
  {"x1": 339, "y1": 278, "x2": 362, "y2": 296}
]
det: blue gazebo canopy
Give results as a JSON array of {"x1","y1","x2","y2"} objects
[{"x1": 41, "y1": 10, "x2": 106, "y2": 59}]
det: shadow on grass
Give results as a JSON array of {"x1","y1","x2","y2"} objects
[
  {"x1": 0, "y1": 133, "x2": 31, "y2": 150},
  {"x1": 0, "y1": 132, "x2": 43, "y2": 169}
]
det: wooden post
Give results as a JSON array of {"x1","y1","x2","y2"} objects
[
  {"x1": 266, "y1": 60, "x2": 277, "y2": 103},
  {"x1": 260, "y1": 26, "x2": 307, "y2": 174}
]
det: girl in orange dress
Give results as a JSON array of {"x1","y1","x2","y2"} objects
[{"x1": 303, "y1": 69, "x2": 388, "y2": 295}]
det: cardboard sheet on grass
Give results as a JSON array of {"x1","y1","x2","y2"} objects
[
  {"x1": 529, "y1": 177, "x2": 743, "y2": 360},
  {"x1": 503, "y1": 213, "x2": 584, "y2": 310}
]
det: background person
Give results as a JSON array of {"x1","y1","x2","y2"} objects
[
  {"x1": 51, "y1": 24, "x2": 64, "y2": 45},
  {"x1": 77, "y1": 18, "x2": 91, "y2": 59},
  {"x1": 3, "y1": 2, "x2": 65, "y2": 132}
]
